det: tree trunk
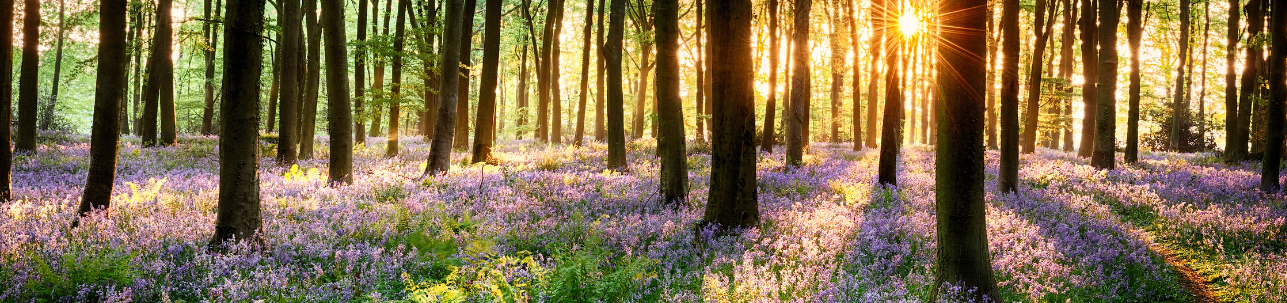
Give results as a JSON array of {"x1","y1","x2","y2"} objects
[
  {"x1": 1077, "y1": 0, "x2": 1098, "y2": 158},
  {"x1": 876, "y1": 0, "x2": 901, "y2": 186},
  {"x1": 15, "y1": 0, "x2": 39, "y2": 152},
  {"x1": 1170, "y1": 0, "x2": 1191, "y2": 151},
  {"x1": 370, "y1": 0, "x2": 391, "y2": 137},
  {"x1": 696, "y1": 0, "x2": 706, "y2": 144},
  {"x1": 267, "y1": 32, "x2": 281, "y2": 132},
  {"x1": 1232, "y1": 0, "x2": 1263, "y2": 161},
  {"x1": 935, "y1": 0, "x2": 1001, "y2": 296},
  {"x1": 387, "y1": 0, "x2": 408, "y2": 157},
  {"x1": 133, "y1": 7, "x2": 151, "y2": 135},
  {"x1": 353, "y1": 0, "x2": 367, "y2": 144},
  {"x1": 704, "y1": 0, "x2": 758, "y2": 229},
  {"x1": 1197, "y1": 0, "x2": 1208, "y2": 149},
  {"x1": 632, "y1": 44, "x2": 653, "y2": 139},
  {"x1": 655, "y1": 0, "x2": 687, "y2": 204},
  {"x1": 157, "y1": 0, "x2": 176, "y2": 146},
  {"x1": 1224, "y1": 0, "x2": 1240, "y2": 162},
  {"x1": 140, "y1": 0, "x2": 174, "y2": 147},
  {"x1": 1125, "y1": 0, "x2": 1141, "y2": 163},
  {"x1": 574, "y1": 0, "x2": 594, "y2": 146},
  {"x1": 1090, "y1": 0, "x2": 1119, "y2": 170},
  {"x1": 454, "y1": 0, "x2": 478, "y2": 149},
  {"x1": 419, "y1": 1, "x2": 440, "y2": 140},
  {"x1": 209, "y1": 0, "x2": 265, "y2": 249},
  {"x1": 551, "y1": 4, "x2": 565, "y2": 144},
  {"x1": 847, "y1": 0, "x2": 860, "y2": 150},
  {"x1": 121, "y1": 2, "x2": 138, "y2": 135},
  {"x1": 761, "y1": 0, "x2": 777, "y2": 152},
  {"x1": 41, "y1": 0, "x2": 67, "y2": 131},
  {"x1": 828, "y1": 0, "x2": 842, "y2": 145},
  {"x1": 1263, "y1": 0, "x2": 1285, "y2": 192},
  {"x1": 606, "y1": 0, "x2": 627, "y2": 170},
  {"x1": 986, "y1": 3, "x2": 998, "y2": 150},
  {"x1": 300, "y1": 0, "x2": 322, "y2": 159},
  {"x1": 74, "y1": 0, "x2": 127, "y2": 223},
  {"x1": 473, "y1": 0, "x2": 501, "y2": 162},
  {"x1": 1021, "y1": 0, "x2": 1053, "y2": 154},
  {"x1": 0, "y1": 0, "x2": 10, "y2": 201},
  {"x1": 538, "y1": 0, "x2": 558, "y2": 142},
  {"x1": 426, "y1": 0, "x2": 464, "y2": 174},
  {"x1": 786, "y1": 0, "x2": 811, "y2": 167},
  {"x1": 517, "y1": 43, "x2": 529, "y2": 139},
  {"x1": 1060, "y1": 0, "x2": 1073, "y2": 152},
  {"x1": 1000, "y1": 0, "x2": 1020, "y2": 192},
  {"x1": 320, "y1": 0, "x2": 353, "y2": 184},
  {"x1": 865, "y1": 2, "x2": 880, "y2": 149},
  {"x1": 200, "y1": 0, "x2": 219, "y2": 135},
  {"x1": 277, "y1": 0, "x2": 302, "y2": 166},
  {"x1": 595, "y1": 0, "x2": 606, "y2": 141}
]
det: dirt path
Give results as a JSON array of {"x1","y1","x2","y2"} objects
[{"x1": 1133, "y1": 229, "x2": 1216, "y2": 303}]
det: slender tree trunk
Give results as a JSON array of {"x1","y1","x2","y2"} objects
[
  {"x1": 133, "y1": 7, "x2": 152, "y2": 135},
  {"x1": 595, "y1": 0, "x2": 606, "y2": 141},
  {"x1": 74, "y1": 0, "x2": 127, "y2": 224},
  {"x1": 655, "y1": 0, "x2": 687, "y2": 204},
  {"x1": 704, "y1": 0, "x2": 758, "y2": 229},
  {"x1": 935, "y1": 0, "x2": 1001, "y2": 296},
  {"x1": 517, "y1": 44, "x2": 529, "y2": 139},
  {"x1": 387, "y1": 0, "x2": 408, "y2": 157},
  {"x1": 1170, "y1": 0, "x2": 1191, "y2": 151},
  {"x1": 538, "y1": 0, "x2": 557, "y2": 142},
  {"x1": 454, "y1": 0, "x2": 478, "y2": 149},
  {"x1": 696, "y1": 0, "x2": 706, "y2": 143},
  {"x1": 355, "y1": 0, "x2": 368, "y2": 144},
  {"x1": 300, "y1": 0, "x2": 322, "y2": 159},
  {"x1": 209, "y1": 0, "x2": 265, "y2": 249},
  {"x1": 877, "y1": 0, "x2": 902, "y2": 186},
  {"x1": 986, "y1": 2, "x2": 998, "y2": 150},
  {"x1": 1062, "y1": 0, "x2": 1075, "y2": 152},
  {"x1": 828, "y1": 0, "x2": 842, "y2": 145},
  {"x1": 1263, "y1": 0, "x2": 1284, "y2": 192},
  {"x1": 14, "y1": 0, "x2": 39, "y2": 152},
  {"x1": 277, "y1": 0, "x2": 302, "y2": 166},
  {"x1": 761, "y1": 0, "x2": 777, "y2": 152},
  {"x1": 1233, "y1": 0, "x2": 1262, "y2": 161},
  {"x1": 847, "y1": 0, "x2": 860, "y2": 150},
  {"x1": 999, "y1": 0, "x2": 1020, "y2": 192},
  {"x1": 606, "y1": 0, "x2": 627, "y2": 169},
  {"x1": 0, "y1": 0, "x2": 10, "y2": 201},
  {"x1": 201, "y1": 0, "x2": 217, "y2": 135},
  {"x1": 426, "y1": 0, "x2": 464, "y2": 174},
  {"x1": 574, "y1": 0, "x2": 594, "y2": 146},
  {"x1": 1197, "y1": 0, "x2": 1208, "y2": 148},
  {"x1": 267, "y1": 32, "x2": 280, "y2": 132},
  {"x1": 1077, "y1": 0, "x2": 1098, "y2": 157},
  {"x1": 140, "y1": 0, "x2": 173, "y2": 147},
  {"x1": 1021, "y1": 0, "x2": 1053, "y2": 153},
  {"x1": 551, "y1": 4, "x2": 566, "y2": 144},
  {"x1": 473, "y1": 0, "x2": 501, "y2": 162},
  {"x1": 1125, "y1": 0, "x2": 1141, "y2": 163},
  {"x1": 633, "y1": 44, "x2": 653, "y2": 139},
  {"x1": 124, "y1": 3, "x2": 141, "y2": 135},
  {"x1": 41, "y1": 0, "x2": 67, "y2": 131},
  {"x1": 1090, "y1": 0, "x2": 1119, "y2": 169},
  {"x1": 866, "y1": 2, "x2": 880, "y2": 149},
  {"x1": 786, "y1": 0, "x2": 811, "y2": 167},
  {"x1": 419, "y1": 1, "x2": 440, "y2": 140},
  {"x1": 370, "y1": 0, "x2": 390, "y2": 137},
  {"x1": 1224, "y1": 0, "x2": 1240, "y2": 162},
  {"x1": 157, "y1": 0, "x2": 177, "y2": 146},
  {"x1": 320, "y1": 0, "x2": 353, "y2": 184}
]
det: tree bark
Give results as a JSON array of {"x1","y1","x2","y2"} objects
[
  {"x1": 1197, "y1": 0, "x2": 1208, "y2": 149},
  {"x1": 703, "y1": 0, "x2": 758, "y2": 229},
  {"x1": 847, "y1": 0, "x2": 860, "y2": 150},
  {"x1": 551, "y1": 3, "x2": 566, "y2": 144},
  {"x1": 267, "y1": 31, "x2": 281, "y2": 132},
  {"x1": 15, "y1": 0, "x2": 39, "y2": 152},
  {"x1": 595, "y1": 0, "x2": 606, "y2": 141},
  {"x1": 999, "y1": 0, "x2": 1020, "y2": 192},
  {"x1": 300, "y1": 0, "x2": 322, "y2": 159},
  {"x1": 1022, "y1": 0, "x2": 1054, "y2": 154},
  {"x1": 517, "y1": 43, "x2": 529, "y2": 139},
  {"x1": 876, "y1": 0, "x2": 901, "y2": 186},
  {"x1": 0, "y1": 0, "x2": 10, "y2": 201},
  {"x1": 761, "y1": 0, "x2": 778, "y2": 152},
  {"x1": 209, "y1": 0, "x2": 265, "y2": 249},
  {"x1": 1077, "y1": 0, "x2": 1097, "y2": 158},
  {"x1": 695, "y1": 0, "x2": 706, "y2": 143},
  {"x1": 321, "y1": 0, "x2": 353, "y2": 184},
  {"x1": 1232, "y1": 0, "x2": 1263, "y2": 162},
  {"x1": 828, "y1": 0, "x2": 842, "y2": 145},
  {"x1": 1170, "y1": 0, "x2": 1191, "y2": 151},
  {"x1": 277, "y1": 0, "x2": 302, "y2": 166},
  {"x1": 141, "y1": 0, "x2": 174, "y2": 147},
  {"x1": 986, "y1": 2, "x2": 998, "y2": 150},
  {"x1": 865, "y1": 1, "x2": 880, "y2": 149},
  {"x1": 1090, "y1": 0, "x2": 1119, "y2": 170},
  {"x1": 473, "y1": 0, "x2": 501, "y2": 162},
  {"x1": 454, "y1": 0, "x2": 478, "y2": 149},
  {"x1": 632, "y1": 44, "x2": 653, "y2": 139},
  {"x1": 655, "y1": 0, "x2": 687, "y2": 204},
  {"x1": 1125, "y1": 0, "x2": 1141, "y2": 163},
  {"x1": 786, "y1": 0, "x2": 811, "y2": 167},
  {"x1": 74, "y1": 0, "x2": 127, "y2": 223},
  {"x1": 1224, "y1": 0, "x2": 1240, "y2": 162},
  {"x1": 1263, "y1": 0, "x2": 1284, "y2": 192},
  {"x1": 935, "y1": 0, "x2": 1001, "y2": 297},
  {"x1": 574, "y1": 0, "x2": 594, "y2": 146},
  {"x1": 426, "y1": 0, "x2": 464, "y2": 174},
  {"x1": 606, "y1": 0, "x2": 627, "y2": 169},
  {"x1": 387, "y1": 0, "x2": 408, "y2": 157},
  {"x1": 201, "y1": 0, "x2": 220, "y2": 135},
  {"x1": 538, "y1": 0, "x2": 557, "y2": 142},
  {"x1": 41, "y1": 0, "x2": 67, "y2": 131}
]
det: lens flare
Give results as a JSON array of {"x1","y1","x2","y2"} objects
[{"x1": 899, "y1": 11, "x2": 920, "y2": 37}]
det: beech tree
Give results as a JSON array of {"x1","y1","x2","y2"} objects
[
  {"x1": 277, "y1": 0, "x2": 302, "y2": 166},
  {"x1": 1077, "y1": 0, "x2": 1098, "y2": 158},
  {"x1": 876, "y1": 0, "x2": 902, "y2": 186},
  {"x1": 141, "y1": 0, "x2": 176, "y2": 147},
  {"x1": 1020, "y1": 0, "x2": 1054, "y2": 154},
  {"x1": 74, "y1": 0, "x2": 127, "y2": 226},
  {"x1": 999, "y1": 0, "x2": 1019, "y2": 192},
  {"x1": 15, "y1": 0, "x2": 39, "y2": 153},
  {"x1": 704, "y1": 0, "x2": 758, "y2": 229},
  {"x1": 761, "y1": 0, "x2": 779, "y2": 152},
  {"x1": 386, "y1": 0, "x2": 408, "y2": 157},
  {"x1": 1091, "y1": 0, "x2": 1121, "y2": 170},
  {"x1": 785, "y1": 0, "x2": 811, "y2": 167},
  {"x1": 0, "y1": 0, "x2": 10, "y2": 201},
  {"x1": 210, "y1": 0, "x2": 266, "y2": 248},
  {"x1": 1263, "y1": 0, "x2": 1284, "y2": 192},
  {"x1": 574, "y1": 0, "x2": 594, "y2": 146},
  {"x1": 605, "y1": 0, "x2": 626, "y2": 170},
  {"x1": 300, "y1": 0, "x2": 322, "y2": 159},
  {"x1": 201, "y1": 0, "x2": 222, "y2": 135},
  {"x1": 323, "y1": 0, "x2": 353, "y2": 185},
  {"x1": 1170, "y1": 0, "x2": 1191, "y2": 151},
  {"x1": 1125, "y1": 0, "x2": 1142, "y2": 163},
  {"x1": 473, "y1": 0, "x2": 502, "y2": 163},
  {"x1": 655, "y1": 0, "x2": 687, "y2": 204},
  {"x1": 426, "y1": 0, "x2": 464, "y2": 174}
]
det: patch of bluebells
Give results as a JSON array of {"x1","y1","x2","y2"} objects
[{"x1": 1, "y1": 134, "x2": 1284, "y2": 302}]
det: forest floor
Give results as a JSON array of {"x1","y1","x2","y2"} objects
[{"x1": 2, "y1": 132, "x2": 1285, "y2": 302}]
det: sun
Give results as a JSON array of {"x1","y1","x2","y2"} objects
[{"x1": 899, "y1": 11, "x2": 921, "y2": 37}]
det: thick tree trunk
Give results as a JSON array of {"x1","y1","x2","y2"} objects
[
  {"x1": 606, "y1": 0, "x2": 626, "y2": 170},
  {"x1": 935, "y1": 0, "x2": 1001, "y2": 297},
  {"x1": 157, "y1": 0, "x2": 176, "y2": 146},
  {"x1": 999, "y1": 0, "x2": 1020, "y2": 192},
  {"x1": 1263, "y1": 0, "x2": 1284, "y2": 192},
  {"x1": 1022, "y1": 0, "x2": 1053, "y2": 154},
  {"x1": 574, "y1": 0, "x2": 594, "y2": 146},
  {"x1": 1090, "y1": 0, "x2": 1120, "y2": 169},
  {"x1": 15, "y1": 0, "x2": 39, "y2": 152},
  {"x1": 761, "y1": 0, "x2": 777, "y2": 152},
  {"x1": 1224, "y1": 0, "x2": 1240, "y2": 162},
  {"x1": 209, "y1": 0, "x2": 265, "y2": 249},
  {"x1": 595, "y1": 0, "x2": 606, "y2": 141},
  {"x1": 704, "y1": 0, "x2": 758, "y2": 229},
  {"x1": 1170, "y1": 0, "x2": 1191, "y2": 151},
  {"x1": 42, "y1": 0, "x2": 67, "y2": 131},
  {"x1": 454, "y1": 0, "x2": 478, "y2": 149},
  {"x1": 277, "y1": 0, "x2": 302, "y2": 166},
  {"x1": 387, "y1": 0, "x2": 408, "y2": 157},
  {"x1": 1232, "y1": 0, "x2": 1263, "y2": 161},
  {"x1": 420, "y1": 1, "x2": 440, "y2": 140},
  {"x1": 74, "y1": 0, "x2": 127, "y2": 223},
  {"x1": 786, "y1": 0, "x2": 811, "y2": 167},
  {"x1": 0, "y1": 0, "x2": 10, "y2": 201},
  {"x1": 426, "y1": 0, "x2": 464, "y2": 174},
  {"x1": 876, "y1": 0, "x2": 901, "y2": 186},
  {"x1": 473, "y1": 0, "x2": 502, "y2": 162},
  {"x1": 1125, "y1": 0, "x2": 1141, "y2": 163},
  {"x1": 300, "y1": 0, "x2": 322, "y2": 159},
  {"x1": 322, "y1": 0, "x2": 353, "y2": 184},
  {"x1": 1077, "y1": 0, "x2": 1098, "y2": 158},
  {"x1": 537, "y1": 0, "x2": 558, "y2": 142},
  {"x1": 655, "y1": 0, "x2": 687, "y2": 204}
]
